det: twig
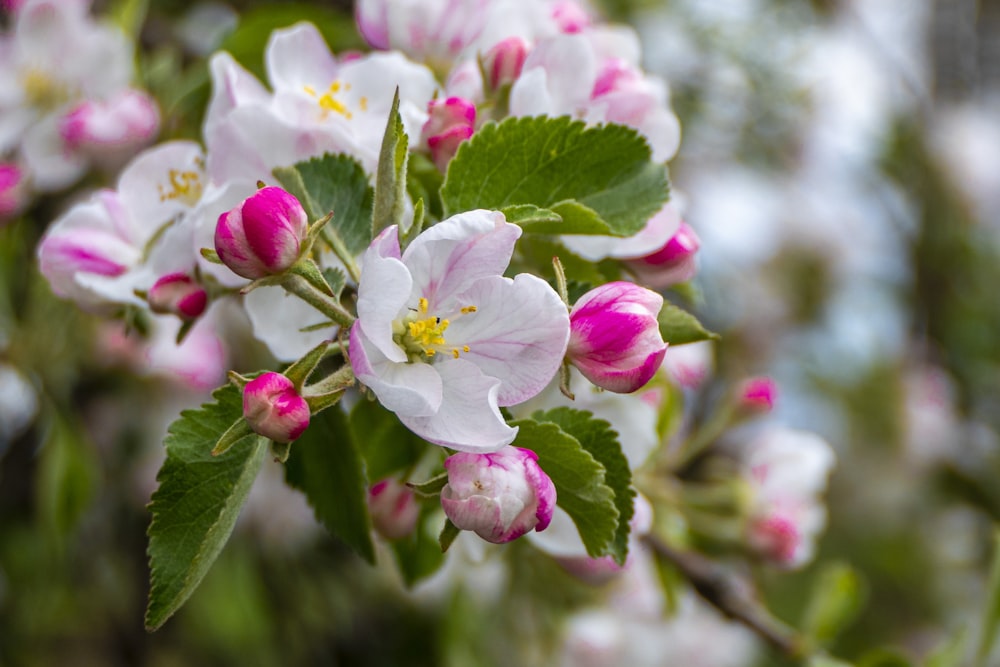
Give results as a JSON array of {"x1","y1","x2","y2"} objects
[{"x1": 643, "y1": 534, "x2": 808, "y2": 661}]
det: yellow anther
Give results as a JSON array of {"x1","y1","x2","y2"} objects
[
  {"x1": 303, "y1": 85, "x2": 317, "y2": 96},
  {"x1": 359, "y1": 96, "x2": 369, "y2": 112},
  {"x1": 419, "y1": 297, "x2": 429, "y2": 313},
  {"x1": 452, "y1": 349, "x2": 460, "y2": 359},
  {"x1": 157, "y1": 169, "x2": 203, "y2": 205},
  {"x1": 460, "y1": 305, "x2": 478, "y2": 314},
  {"x1": 463, "y1": 345, "x2": 470, "y2": 353}
]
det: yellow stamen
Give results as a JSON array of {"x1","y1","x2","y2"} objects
[
  {"x1": 461, "y1": 305, "x2": 477, "y2": 314},
  {"x1": 419, "y1": 297, "x2": 429, "y2": 313},
  {"x1": 157, "y1": 169, "x2": 203, "y2": 206},
  {"x1": 359, "y1": 96, "x2": 369, "y2": 112}
]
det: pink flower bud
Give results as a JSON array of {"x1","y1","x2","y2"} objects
[
  {"x1": 421, "y1": 97, "x2": 476, "y2": 172},
  {"x1": 368, "y1": 478, "x2": 420, "y2": 540},
  {"x1": 147, "y1": 272, "x2": 208, "y2": 320},
  {"x1": 0, "y1": 163, "x2": 27, "y2": 222},
  {"x1": 552, "y1": 1, "x2": 592, "y2": 33},
  {"x1": 215, "y1": 186, "x2": 308, "y2": 280},
  {"x1": 60, "y1": 89, "x2": 160, "y2": 158},
  {"x1": 441, "y1": 446, "x2": 556, "y2": 544},
  {"x1": 482, "y1": 37, "x2": 529, "y2": 90},
  {"x1": 738, "y1": 376, "x2": 777, "y2": 414},
  {"x1": 242, "y1": 372, "x2": 310, "y2": 443},
  {"x1": 747, "y1": 512, "x2": 801, "y2": 566},
  {"x1": 567, "y1": 282, "x2": 668, "y2": 394},
  {"x1": 626, "y1": 221, "x2": 700, "y2": 289}
]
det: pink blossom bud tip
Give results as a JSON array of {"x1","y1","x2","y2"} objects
[{"x1": 242, "y1": 372, "x2": 310, "y2": 443}]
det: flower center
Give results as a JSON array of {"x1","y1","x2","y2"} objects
[
  {"x1": 22, "y1": 68, "x2": 70, "y2": 110},
  {"x1": 303, "y1": 81, "x2": 369, "y2": 121},
  {"x1": 157, "y1": 166, "x2": 203, "y2": 206},
  {"x1": 395, "y1": 297, "x2": 476, "y2": 362}
]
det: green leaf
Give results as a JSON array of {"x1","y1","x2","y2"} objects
[
  {"x1": 273, "y1": 153, "x2": 374, "y2": 256},
  {"x1": 373, "y1": 90, "x2": 410, "y2": 238},
  {"x1": 531, "y1": 407, "x2": 634, "y2": 565},
  {"x1": 802, "y1": 562, "x2": 867, "y2": 648},
  {"x1": 516, "y1": 236, "x2": 616, "y2": 290},
  {"x1": 441, "y1": 117, "x2": 669, "y2": 237},
  {"x1": 322, "y1": 266, "x2": 347, "y2": 299},
  {"x1": 658, "y1": 302, "x2": 719, "y2": 345},
  {"x1": 145, "y1": 385, "x2": 268, "y2": 631},
  {"x1": 808, "y1": 657, "x2": 855, "y2": 667},
  {"x1": 510, "y1": 418, "x2": 618, "y2": 558},
  {"x1": 439, "y1": 519, "x2": 461, "y2": 552},
  {"x1": 284, "y1": 407, "x2": 375, "y2": 563},
  {"x1": 349, "y1": 398, "x2": 430, "y2": 482},
  {"x1": 408, "y1": 473, "x2": 449, "y2": 497},
  {"x1": 391, "y1": 502, "x2": 447, "y2": 587},
  {"x1": 500, "y1": 204, "x2": 563, "y2": 228},
  {"x1": 406, "y1": 151, "x2": 444, "y2": 223}
]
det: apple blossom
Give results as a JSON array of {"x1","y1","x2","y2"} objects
[
  {"x1": 626, "y1": 220, "x2": 701, "y2": 288},
  {"x1": 738, "y1": 376, "x2": 778, "y2": 414},
  {"x1": 567, "y1": 282, "x2": 667, "y2": 393},
  {"x1": 510, "y1": 33, "x2": 681, "y2": 162},
  {"x1": 214, "y1": 186, "x2": 308, "y2": 280},
  {"x1": 37, "y1": 141, "x2": 206, "y2": 310},
  {"x1": 421, "y1": 97, "x2": 476, "y2": 171},
  {"x1": 0, "y1": 163, "x2": 26, "y2": 221},
  {"x1": 368, "y1": 478, "x2": 420, "y2": 540},
  {"x1": 349, "y1": 210, "x2": 570, "y2": 452},
  {"x1": 1, "y1": 0, "x2": 156, "y2": 191},
  {"x1": 440, "y1": 446, "x2": 556, "y2": 543},
  {"x1": 742, "y1": 426, "x2": 835, "y2": 568},
  {"x1": 147, "y1": 272, "x2": 208, "y2": 321},
  {"x1": 242, "y1": 372, "x2": 311, "y2": 443},
  {"x1": 482, "y1": 37, "x2": 530, "y2": 90},
  {"x1": 59, "y1": 89, "x2": 160, "y2": 162}
]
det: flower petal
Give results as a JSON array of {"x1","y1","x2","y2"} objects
[
  {"x1": 398, "y1": 358, "x2": 517, "y2": 452},
  {"x1": 402, "y1": 209, "x2": 520, "y2": 312},
  {"x1": 265, "y1": 22, "x2": 340, "y2": 96},
  {"x1": 356, "y1": 225, "x2": 410, "y2": 362},
  {"x1": 349, "y1": 322, "x2": 442, "y2": 417},
  {"x1": 445, "y1": 273, "x2": 569, "y2": 406}
]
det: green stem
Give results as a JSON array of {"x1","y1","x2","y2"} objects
[{"x1": 280, "y1": 273, "x2": 356, "y2": 329}]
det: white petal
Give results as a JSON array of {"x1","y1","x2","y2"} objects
[
  {"x1": 446, "y1": 273, "x2": 569, "y2": 406},
  {"x1": 350, "y1": 323, "x2": 442, "y2": 417},
  {"x1": 265, "y1": 23, "x2": 340, "y2": 96},
  {"x1": 245, "y1": 285, "x2": 337, "y2": 362},
  {"x1": 399, "y1": 358, "x2": 516, "y2": 452},
  {"x1": 117, "y1": 141, "x2": 205, "y2": 236},
  {"x1": 356, "y1": 227, "x2": 411, "y2": 363},
  {"x1": 402, "y1": 210, "x2": 519, "y2": 312}
]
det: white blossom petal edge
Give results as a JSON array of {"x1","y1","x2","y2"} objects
[{"x1": 349, "y1": 210, "x2": 570, "y2": 452}]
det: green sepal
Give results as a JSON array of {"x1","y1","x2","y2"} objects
[
  {"x1": 210, "y1": 417, "x2": 254, "y2": 457},
  {"x1": 270, "y1": 440, "x2": 292, "y2": 463},
  {"x1": 439, "y1": 519, "x2": 461, "y2": 553},
  {"x1": 408, "y1": 472, "x2": 449, "y2": 497},
  {"x1": 658, "y1": 302, "x2": 720, "y2": 346},
  {"x1": 282, "y1": 338, "x2": 333, "y2": 391}
]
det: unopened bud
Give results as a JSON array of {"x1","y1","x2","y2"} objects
[
  {"x1": 215, "y1": 186, "x2": 308, "y2": 280},
  {"x1": 626, "y1": 221, "x2": 700, "y2": 289},
  {"x1": 147, "y1": 272, "x2": 208, "y2": 320},
  {"x1": 368, "y1": 478, "x2": 420, "y2": 540},
  {"x1": 738, "y1": 376, "x2": 777, "y2": 414},
  {"x1": 59, "y1": 89, "x2": 160, "y2": 157},
  {"x1": 441, "y1": 446, "x2": 556, "y2": 544},
  {"x1": 242, "y1": 372, "x2": 310, "y2": 443},
  {"x1": 552, "y1": 1, "x2": 591, "y2": 33},
  {"x1": 421, "y1": 97, "x2": 476, "y2": 172},
  {"x1": 567, "y1": 282, "x2": 667, "y2": 393},
  {"x1": 482, "y1": 37, "x2": 529, "y2": 90},
  {"x1": 0, "y1": 163, "x2": 26, "y2": 221}
]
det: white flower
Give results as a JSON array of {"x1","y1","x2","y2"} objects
[{"x1": 349, "y1": 210, "x2": 570, "y2": 451}]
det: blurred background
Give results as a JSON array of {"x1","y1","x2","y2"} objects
[{"x1": 3, "y1": 0, "x2": 1000, "y2": 665}]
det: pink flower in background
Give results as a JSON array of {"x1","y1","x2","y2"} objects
[
  {"x1": 242, "y1": 372, "x2": 310, "y2": 443},
  {"x1": 738, "y1": 376, "x2": 778, "y2": 414},
  {"x1": 421, "y1": 97, "x2": 476, "y2": 171},
  {"x1": 441, "y1": 446, "x2": 556, "y2": 543},
  {"x1": 59, "y1": 89, "x2": 159, "y2": 160},
  {"x1": 742, "y1": 427, "x2": 835, "y2": 568},
  {"x1": 626, "y1": 220, "x2": 701, "y2": 288},
  {"x1": 0, "y1": 163, "x2": 27, "y2": 221},
  {"x1": 568, "y1": 282, "x2": 667, "y2": 393},
  {"x1": 368, "y1": 478, "x2": 420, "y2": 540},
  {"x1": 482, "y1": 37, "x2": 530, "y2": 90},
  {"x1": 349, "y1": 210, "x2": 570, "y2": 452},
  {"x1": 214, "y1": 186, "x2": 308, "y2": 280},
  {"x1": 147, "y1": 272, "x2": 208, "y2": 321}
]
